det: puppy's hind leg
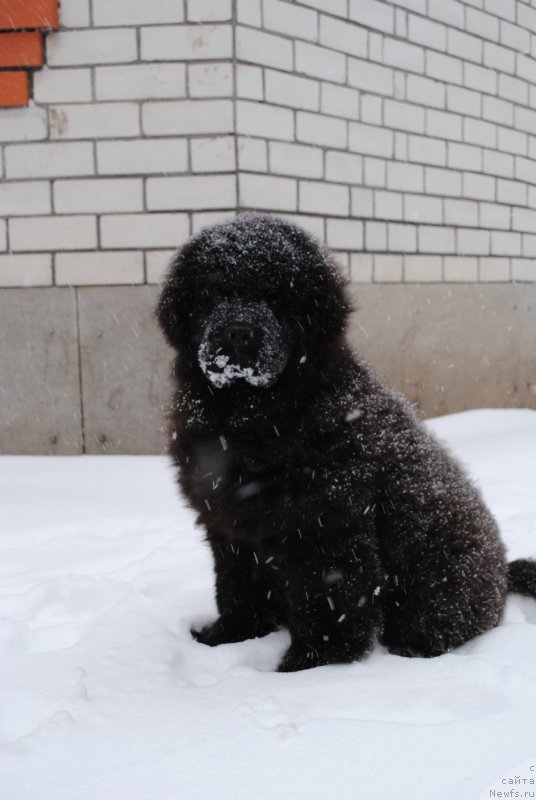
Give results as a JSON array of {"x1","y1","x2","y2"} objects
[{"x1": 192, "y1": 531, "x2": 286, "y2": 646}]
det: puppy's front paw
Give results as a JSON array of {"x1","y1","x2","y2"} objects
[
  {"x1": 277, "y1": 645, "x2": 324, "y2": 672},
  {"x1": 191, "y1": 615, "x2": 268, "y2": 646}
]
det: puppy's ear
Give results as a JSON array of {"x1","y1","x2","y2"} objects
[{"x1": 155, "y1": 251, "x2": 185, "y2": 350}]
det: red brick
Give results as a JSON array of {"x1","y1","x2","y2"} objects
[
  {"x1": 0, "y1": 31, "x2": 43, "y2": 67},
  {"x1": 0, "y1": 70, "x2": 29, "y2": 106},
  {"x1": 0, "y1": 0, "x2": 59, "y2": 30}
]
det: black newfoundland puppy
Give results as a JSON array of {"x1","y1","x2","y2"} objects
[{"x1": 157, "y1": 213, "x2": 536, "y2": 671}]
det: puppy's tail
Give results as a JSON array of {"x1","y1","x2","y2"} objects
[{"x1": 508, "y1": 559, "x2": 536, "y2": 598}]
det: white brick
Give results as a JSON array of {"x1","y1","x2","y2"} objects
[
  {"x1": 191, "y1": 211, "x2": 236, "y2": 234},
  {"x1": 143, "y1": 100, "x2": 233, "y2": 136},
  {"x1": 384, "y1": 100, "x2": 425, "y2": 133},
  {"x1": 0, "y1": 221, "x2": 5, "y2": 252},
  {"x1": 50, "y1": 103, "x2": 139, "y2": 140},
  {"x1": 93, "y1": 0, "x2": 184, "y2": 25},
  {"x1": 237, "y1": 101, "x2": 294, "y2": 141},
  {"x1": 364, "y1": 157, "x2": 386, "y2": 188},
  {"x1": 408, "y1": 135, "x2": 446, "y2": 166},
  {"x1": 236, "y1": 0, "x2": 261, "y2": 25},
  {"x1": 480, "y1": 203, "x2": 511, "y2": 230},
  {"x1": 263, "y1": 0, "x2": 318, "y2": 40},
  {"x1": 325, "y1": 151, "x2": 363, "y2": 184},
  {"x1": 101, "y1": 213, "x2": 189, "y2": 248},
  {"x1": 187, "y1": 0, "x2": 232, "y2": 21},
  {"x1": 349, "y1": 122, "x2": 393, "y2": 158},
  {"x1": 321, "y1": 83, "x2": 359, "y2": 120},
  {"x1": 237, "y1": 138, "x2": 268, "y2": 172},
  {"x1": 383, "y1": 38, "x2": 424, "y2": 74},
  {"x1": 388, "y1": 0, "x2": 426, "y2": 12},
  {"x1": 482, "y1": 96, "x2": 513, "y2": 126},
  {"x1": 33, "y1": 69, "x2": 92, "y2": 104},
  {"x1": 444, "y1": 257, "x2": 478, "y2": 281},
  {"x1": 280, "y1": 214, "x2": 325, "y2": 241},
  {"x1": 457, "y1": 229, "x2": 490, "y2": 255},
  {"x1": 351, "y1": 187, "x2": 374, "y2": 217},
  {"x1": 349, "y1": 0, "x2": 395, "y2": 34},
  {"x1": 319, "y1": 15, "x2": 367, "y2": 57},
  {"x1": 236, "y1": 65, "x2": 263, "y2": 100},
  {"x1": 464, "y1": 63, "x2": 497, "y2": 94},
  {"x1": 418, "y1": 225, "x2": 455, "y2": 253},
  {"x1": 9, "y1": 215, "x2": 97, "y2": 252},
  {"x1": 448, "y1": 142, "x2": 482, "y2": 171},
  {"x1": 464, "y1": 118, "x2": 496, "y2": 148},
  {"x1": 405, "y1": 194, "x2": 443, "y2": 224},
  {"x1": 522, "y1": 235, "x2": 536, "y2": 257},
  {"x1": 376, "y1": 190, "x2": 403, "y2": 220},
  {"x1": 240, "y1": 174, "x2": 297, "y2": 211},
  {"x1": 516, "y1": 54, "x2": 536, "y2": 83},
  {"x1": 406, "y1": 75, "x2": 445, "y2": 109},
  {"x1": 426, "y1": 52, "x2": 463, "y2": 85},
  {"x1": 497, "y1": 127, "x2": 527, "y2": 156},
  {"x1": 408, "y1": 15, "x2": 446, "y2": 50},
  {"x1": 142, "y1": 25, "x2": 232, "y2": 62},
  {"x1": 490, "y1": 231, "x2": 521, "y2": 256},
  {"x1": 483, "y1": 42, "x2": 515, "y2": 74},
  {"x1": 361, "y1": 95, "x2": 383, "y2": 125},
  {"x1": 463, "y1": 172, "x2": 495, "y2": 201},
  {"x1": 479, "y1": 257, "x2": 510, "y2": 281},
  {"x1": 404, "y1": 255, "x2": 442, "y2": 281},
  {"x1": 146, "y1": 250, "x2": 175, "y2": 284},
  {"x1": 348, "y1": 58, "x2": 393, "y2": 96},
  {"x1": 299, "y1": 181, "x2": 349, "y2": 216},
  {"x1": 56, "y1": 251, "x2": 144, "y2": 285},
  {"x1": 47, "y1": 29, "x2": 137, "y2": 66},
  {"x1": 188, "y1": 62, "x2": 233, "y2": 98},
  {"x1": 514, "y1": 107, "x2": 536, "y2": 135},
  {"x1": 270, "y1": 142, "x2": 323, "y2": 179},
  {"x1": 517, "y1": 3, "x2": 536, "y2": 33},
  {"x1": 395, "y1": 133, "x2": 408, "y2": 162},
  {"x1": 497, "y1": 179, "x2": 525, "y2": 205},
  {"x1": 511, "y1": 207, "x2": 536, "y2": 232},
  {"x1": 497, "y1": 74, "x2": 528, "y2": 106},
  {"x1": 191, "y1": 137, "x2": 235, "y2": 173},
  {"x1": 297, "y1": 111, "x2": 347, "y2": 148},
  {"x1": 388, "y1": 223, "x2": 416, "y2": 252},
  {"x1": 387, "y1": 162, "x2": 424, "y2": 192},
  {"x1": 147, "y1": 175, "x2": 236, "y2": 210},
  {"x1": 483, "y1": 149, "x2": 514, "y2": 178},
  {"x1": 0, "y1": 254, "x2": 52, "y2": 287},
  {"x1": 499, "y1": 21, "x2": 530, "y2": 53},
  {"x1": 5, "y1": 142, "x2": 94, "y2": 179},
  {"x1": 236, "y1": 26, "x2": 292, "y2": 70},
  {"x1": 54, "y1": 178, "x2": 143, "y2": 213},
  {"x1": 265, "y1": 70, "x2": 320, "y2": 112},
  {"x1": 374, "y1": 255, "x2": 403, "y2": 282},
  {"x1": 97, "y1": 139, "x2": 188, "y2": 176},
  {"x1": 327, "y1": 219, "x2": 364, "y2": 250},
  {"x1": 447, "y1": 85, "x2": 481, "y2": 117},
  {"x1": 350, "y1": 254, "x2": 373, "y2": 283},
  {"x1": 60, "y1": 0, "x2": 90, "y2": 27},
  {"x1": 426, "y1": 109, "x2": 463, "y2": 142},
  {"x1": 365, "y1": 221, "x2": 387, "y2": 250},
  {"x1": 0, "y1": 108, "x2": 47, "y2": 142},
  {"x1": 448, "y1": 29, "x2": 483, "y2": 64},
  {"x1": 511, "y1": 260, "x2": 535, "y2": 282},
  {"x1": 466, "y1": 7, "x2": 499, "y2": 42},
  {"x1": 484, "y1": 0, "x2": 514, "y2": 22},
  {"x1": 444, "y1": 199, "x2": 479, "y2": 227},
  {"x1": 427, "y1": 0, "x2": 464, "y2": 27},
  {"x1": 96, "y1": 63, "x2": 186, "y2": 101},
  {"x1": 0, "y1": 181, "x2": 50, "y2": 216},
  {"x1": 296, "y1": 42, "x2": 346, "y2": 84}
]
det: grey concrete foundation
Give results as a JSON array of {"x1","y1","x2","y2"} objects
[{"x1": 1, "y1": 284, "x2": 534, "y2": 454}]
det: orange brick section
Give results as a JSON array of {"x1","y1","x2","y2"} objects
[
  {"x1": 0, "y1": 0, "x2": 59, "y2": 30},
  {"x1": 0, "y1": 32, "x2": 43, "y2": 67},
  {"x1": 0, "y1": 70, "x2": 29, "y2": 106}
]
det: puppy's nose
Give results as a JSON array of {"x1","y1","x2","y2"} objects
[{"x1": 223, "y1": 323, "x2": 260, "y2": 355}]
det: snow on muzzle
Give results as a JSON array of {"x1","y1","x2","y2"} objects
[{"x1": 198, "y1": 301, "x2": 290, "y2": 388}]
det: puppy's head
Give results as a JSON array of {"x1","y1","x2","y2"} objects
[{"x1": 157, "y1": 214, "x2": 350, "y2": 389}]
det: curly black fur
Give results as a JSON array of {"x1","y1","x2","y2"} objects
[{"x1": 157, "y1": 213, "x2": 536, "y2": 671}]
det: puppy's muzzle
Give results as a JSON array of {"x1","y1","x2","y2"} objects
[{"x1": 221, "y1": 322, "x2": 262, "y2": 363}]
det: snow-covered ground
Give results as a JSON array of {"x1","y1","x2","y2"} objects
[{"x1": 1, "y1": 409, "x2": 536, "y2": 800}]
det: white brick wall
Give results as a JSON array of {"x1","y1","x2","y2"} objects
[{"x1": 1, "y1": 0, "x2": 535, "y2": 289}]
